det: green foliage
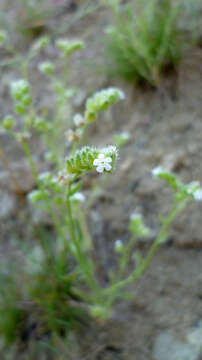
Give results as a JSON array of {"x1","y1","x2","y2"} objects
[
  {"x1": 29, "y1": 249, "x2": 82, "y2": 335},
  {"x1": 0, "y1": 271, "x2": 25, "y2": 345},
  {"x1": 105, "y1": 0, "x2": 183, "y2": 85}
]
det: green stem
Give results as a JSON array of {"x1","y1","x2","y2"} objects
[
  {"x1": 104, "y1": 199, "x2": 188, "y2": 308},
  {"x1": 21, "y1": 140, "x2": 68, "y2": 246},
  {"x1": 66, "y1": 182, "x2": 99, "y2": 296}
]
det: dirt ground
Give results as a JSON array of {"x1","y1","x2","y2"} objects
[{"x1": 1, "y1": 1, "x2": 202, "y2": 359}]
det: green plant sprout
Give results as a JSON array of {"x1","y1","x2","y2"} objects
[
  {"x1": 104, "y1": 0, "x2": 183, "y2": 85},
  {"x1": 0, "y1": 29, "x2": 202, "y2": 347}
]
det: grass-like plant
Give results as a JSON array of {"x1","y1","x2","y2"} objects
[
  {"x1": 0, "y1": 28, "x2": 202, "y2": 350},
  {"x1": 105, "y1": 0, "x2": 183, "y2": 85}
]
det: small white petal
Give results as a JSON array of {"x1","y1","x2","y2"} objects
[
  {"x1": 105, "y1": 163, "x2": 112, "y2": 171},
  {"x1": 93, "y1": 159, "x2": 99, "y2": 166},
  {"x1": 105, "y1": 157, "x2": 112, "y2": 163},
  {"x1": 194, "y1": 189, "x2": 202, "y2": 201},
  {"x1": 98, "y1": 153, "x2": 105, "y2": 160},
  {"x1": 96, "y1": 165, "x2": 104, "y2": 173},
  {"x1": 152, "y1": 166, "x2": 164, "y2": 177}
]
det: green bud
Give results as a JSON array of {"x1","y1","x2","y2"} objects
[
  {"x1": 44, "y1": 151, "x2": 57, "y2": 163},
  {"x1": 34, "y1": 117, "x2": 52, "y2": 133},
  {"x1": 0, "y1": 30, "x2": 7, "y2": 46},
  {"x1": 113, "y1": 131, "x2": 130, "y2": 148},
  {"x1": 56, "y1": 38, "x2": 84, "y2": 56},
  {"x1": 10, "y1": 79, "x2": 30, "y2": 102},
  {"x1": 2, "y1": 115, "x2": 15, "y2": 131},
  {"x1": 16, "y1": 132, "x2": 31, "y2": 143},
  {"x1": 22, "y1": 94, "x2": 32, "y2": 106},
  {"x1": 90, "y1": 305, "x2": 109, "y2": 319},
  {"x1": 38, "y1": 171, "x2": 52, "y2": 185},
  {"x1": 85, "y1": 87, "x2": 125, "y2": 122},
  {"x1": 27, "y1": 189, "x2": 50, "y2": 203},
  {"x1": 14, "y1": 103, "x2": 26, "y2": 115},
  {"x1": 129, "y1": 213, "x2": 150, "y2": 237},
  {"x1": 38, "y1": 61, "x2": 55, "y2": 75},
  {"x1": 31, "y1": 36, "x2": 50, "y2": 53},
  {"x1": 152, "y1": 166, "x2": 181, "y2": 190},
  {"x1": 114, "y1": 239, "x2": 123, "y2": 253}
]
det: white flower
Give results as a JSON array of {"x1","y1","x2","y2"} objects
[
  {"x1": 152, "y1": 165, "x2": 164, "y2": 177},
  {"x1": 70, "y1": 192, "x2": 85, "y2": 203},
  {"x1": 93, "y1": 153, "x2": 112, "y2": 173},
  {"x1": 73, "y1": 113, "x2": 84, "y2": 127},
  {"x1": 193, "y1": 189, "x2": 202, "y2": 201},
  {"x1": 57, "y1": 169, "x2": 70, "y2": 186},
  {"x1": 114, "y1": 239, "x2": 123, "y2": 253},
  {"x1": 187, "y1": 181, "x2": 200, "y2": 194}
]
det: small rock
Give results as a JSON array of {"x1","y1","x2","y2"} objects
[
  {"x1": 187, "y1": 321, "x2": 202, "y2": 347},
  {"x1": 153, "y1": 331, "x2": 201, "y2": 360}
]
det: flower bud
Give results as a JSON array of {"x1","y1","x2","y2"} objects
[
  {"x1": 70, "y1": 192, "x2": 85, "y2": 204},
  {"x1": 129, "y1": 213, "x2": 150, "y2": 237},
  {"x1": 57, "y1": 169, "x2": 70, "y2": 186},
  {"x1": 34, "y1": 117, "x2": 52, "y2": 133},
  {"x1": 2, "y1": 115, "x2": 15, "y2": 131},
  {"x1": 186, "y1": 181, "x2": 202, "y2": 201},
  {"x1": 31, "y1": 36, "x2": 50, "y2": 53},
  {"x1": 114, "y1": 239, "x2": 123, "y2": 253},
  {"x1": 73, "y1": 113, "x2": 85, "y2": 127},
  {"x1": 0, "y1": 30, "x2": 7, "y2": 46},
  {"x1": 10, "y1": 79, "x2": 30, "y2": 101},
  {"x1": 90, "y1": 305, "x2": 109, "y2": 319},
  {"x1": 65, "y1": 129, "x2": 80, "y2": 143},
  {"x1": 152, "y1": 166, "x2": 180, "y2": 190},
  {"x1": 113, "y1": 131, "x2": 130, "y2": 148},
  {"x1": 27, "y1": 189, "x2": 50, "y2": 203},
  {"x1": 85, "y1": 87, "x2": 124, "y2": 122},
  {"x1": 38, "y1": 61, "x2": 55, "y2": 75},
  {"x1": 56, "y1": 38, "x2": 84, "y2": 56},
  {"x1": 16, "y1": 132, "x2": 31, "y2": 143}
]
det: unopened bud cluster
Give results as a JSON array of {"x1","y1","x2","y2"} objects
[
  {"x1": 56, "y1": 39, "x2": 84, "y2": 57},
  {"x1": 129, "y1": 213, "x2": 150, "y2": 237},
  {"x1": 85, "y1": 87, "x2": 125, "y2": 122},
  {"x1": 152, "y1": 166, "x2": 202, "y2": 202},
  {"x1": 66, "y1": 145, "x2": 118, "y2": 174},
  {"x1": 38, "y1": 61, "x2": 55, "y2": 75},
  {"x1": 10, "y1": 79, "x2": 32, "y2": 115}
]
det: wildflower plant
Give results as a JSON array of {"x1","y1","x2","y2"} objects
[
  {"x1": 104, "y1": 0, "x2": 183, "y2": 85},
  {"x1": 0, "y1": 28, "x2": 202, "y2": 346}
]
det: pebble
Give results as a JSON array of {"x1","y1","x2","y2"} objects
[{"x1": 153, "y1": 331, "x2": 202, "y2": 360}]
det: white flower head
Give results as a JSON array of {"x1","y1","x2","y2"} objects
[
  {"x1": 57, "y1": 169, "x2": 70, "y2": 186},
  {"x1": 152, "y1": 165, "x2": 165, "y2": 177},
  {"x1": 186, "y1": 181, "x2": 200, "y2": 194},
  {"x1": 73, "y1": 113, "x2": 84, "y2": 127},
  {"x1": 70, "y1": 192, "x2": 85, "y2": 203},
  {"x1": 93, "y1": 153, "x2": 112, "y2": 173},
  {"x1": 193, "y1": 189, "x2": 202, "y2": 201},
  {"x1": 114, "y1": 239, "x2": 123, "y2": 253}
]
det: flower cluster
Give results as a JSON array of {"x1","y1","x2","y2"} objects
[
  {"x1": 38, "y1": 61, "x2": 55, "y2": 75},
  {"x1": 56, "y1": 39, "x2": 84, "y2": 56},
  {"x1": 129, "y1": 213, "x2": 150, "y2": 237},
  {"x1": 31, "y1": 36, "x2": 50, "y2": 54},
  {"x1": 10, "y1": 79, "x2": 32, "y2": 115},
  {"x1": 66, "y1": 146, "x2": 118, "y2": 175},
  {"x1": 152, "y1": 166, "x2": 202, "y2": 201},
  {"x1": 85, "y1": 87, "x2": 125, "y2": 122}
]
